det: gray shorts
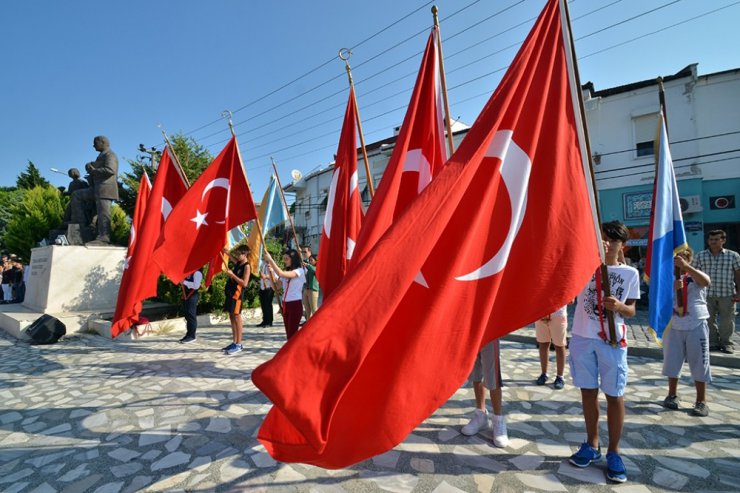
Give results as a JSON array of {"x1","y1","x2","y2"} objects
[
  {"x1": 662, "y1": 320, "x2": 712, "y2": 383},
  {"x1": 468, "y1": 340, "x2": 502, "y2": 390}
]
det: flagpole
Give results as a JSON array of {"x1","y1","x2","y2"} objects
[
  {"x1": 222, "y1": 111, "x2": 282, "y2": 296},
  {"x1": 339, "y1": 48, "x2": 375, "y2": 198},
  {"x1": 432, "y1": 6, "x2": 456, "y2": 155},
  {"x1": 271, "y1": 158, "x2": 305, "y2": 263},
  {"x1": 657, "y1": 78, "x2": 684, "y2": 313},
  {"x1": 159, "y1": 125, "x2": 191, "y2": 188},
  {"x1": 560, "y1": 0, "x2": 618, "y2": 346}
]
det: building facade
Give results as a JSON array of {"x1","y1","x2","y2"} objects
[
  {"x1": 287, "y1": 64, "x2": 740, "y2": 259},
  {"x1": 587, "y1": 64, "x2": 740, "y2": 258}
]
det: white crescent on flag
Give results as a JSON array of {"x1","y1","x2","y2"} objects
[
  {"x1": 161, "y1": 197, "x2": 173, "y2": 221},
  {"x1": 192, "y1": 178, "x2": 231, "y2": 228},
  {"x1": 402, "y1": 149, "x2": 433, "y2": 194},
  {"x1": 455, "y1": 130, "x2": 532, "y2": 281}
]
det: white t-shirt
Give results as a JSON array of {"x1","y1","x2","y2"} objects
[
  {"x1": 281, "y1": 268, "x2": 306, "y2": 302},
  {"x1": 551, "y1": 305, "x2": 568, "y2": 319},
  {"x1": 572, "y1": 264, "x2": 640, "y2": 341}
]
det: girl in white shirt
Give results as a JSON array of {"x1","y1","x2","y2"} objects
[{"x1": 265, "y1": 249, "x2": 305, "y2": 339}]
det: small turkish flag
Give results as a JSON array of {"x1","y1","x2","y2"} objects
[{"x1": 153, "y1": 136, "x2": 257, "y2": 284}]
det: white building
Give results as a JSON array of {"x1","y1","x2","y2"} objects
[{"x1": 586, "y1": 63, "x2": 740, "y2": 256}]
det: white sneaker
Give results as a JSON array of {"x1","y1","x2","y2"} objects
[
  {"x1": 492, "y1": 414, "x2": 510, "y2": 448},
  {"x1": 461, "y1": 409, "x2": 489, "y2": 436}
]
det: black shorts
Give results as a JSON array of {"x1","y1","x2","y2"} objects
[{"x1": 224, "y1": 296, "x2": 243, "y2": 315}]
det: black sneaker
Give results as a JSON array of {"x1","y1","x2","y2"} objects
[
  {"x1": 663, "y1": 395, "x2": 680, "y2": 410},
  {"x1": 536, "y1": 373, "x2": 548, "y2": 386},
  {"x1": 553, "y1": 376, "x2": 565, "y2": 390},
  {"x1": 691, "y1": 401, "x2": 709, "y2": 417},
  {"x1": 721, "y1": 344, "x2": 735, "y2": 354},
  {"x1": 709, "y1": 344, "x2": 721, "y2": 352},
  {"x1": 180, "y1": 336, "x2": 196, "y2": 344}
]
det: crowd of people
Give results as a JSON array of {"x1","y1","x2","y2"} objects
[
  {"x1": 172, "y1": 222, "x2": 738, "y2": 484},
  {"x1": 0, "y1": 253, "x2": 25, "y2": 304}
]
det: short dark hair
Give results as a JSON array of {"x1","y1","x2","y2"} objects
[
  {"x1": 602, "y1": 220, "x2": 629, "y2": 242},
  {"x1": 233, "y1": 244, "x2": 250, "y2": 256},
  {"x1": 707, "y1": 229, "x2": 726, "y2": 240}
]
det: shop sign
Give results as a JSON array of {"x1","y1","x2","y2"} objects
[{"x1": 623, "y1": 192, "x2": 653, "y2": 219}]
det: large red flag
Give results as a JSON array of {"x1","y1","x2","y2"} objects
[
  {"x1": 351, "y1": 26, "x2": 447, "y2": 268},
  {"x1": 111, "y1": 149, "x2": 188, "y2": 337},
  {"x1": 111, "y1": 173, "x2": 151, "y2": 336},
  {"x1": 315, "y1": 88, "x2": 364, "y2": 299},
  {"x1": 252, "y1": 0, "x2": 599, "y2": 468},
  {"x1": 153, "y1": 136, "x2": 257, "y2": 284}
]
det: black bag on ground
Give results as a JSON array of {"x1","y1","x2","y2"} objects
[{"x1": 26, "y1": 315, "x2": 66, "y2": 344}]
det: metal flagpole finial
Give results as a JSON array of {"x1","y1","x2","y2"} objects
[
  {"x1": 432, "y1": 5, "x2": 439, "y2": 26},
  {"x1": 222, "y1": 110, "x2": 235, "y2": 136},
  {"x1": 339, "y1": 48, "x2": 354, "y2": 85}
]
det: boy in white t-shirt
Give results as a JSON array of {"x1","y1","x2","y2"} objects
[{"x1": 568, "y1": 221, "x2": 640, "y2": 484}]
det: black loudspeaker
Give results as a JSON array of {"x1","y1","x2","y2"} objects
[{"x1": 26, "y1": 315, "x2": 66, "y2": 345}]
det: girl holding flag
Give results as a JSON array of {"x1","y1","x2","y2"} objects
[{"x1": 264, "y1": 249, "x2": 305, "y2": 340}]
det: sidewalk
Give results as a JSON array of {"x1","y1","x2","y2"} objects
[
  {"x1": 1, "y1": 317, "x2": 739, "y2": 492},
  {"x1": 504, "y1": 306, "x2": 740, "y2": 369}
]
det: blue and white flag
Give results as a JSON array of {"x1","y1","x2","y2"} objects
[
  {"x1": 644, "y1": 113, "x2": 688, "y2": 342},
  {"x1": 246, "y1": 174, "x2": 287, "y2": 273}
]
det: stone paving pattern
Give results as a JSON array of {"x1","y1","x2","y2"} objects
[{"x1": 1, "y1": 310, "x2": 739, "y2": 492}]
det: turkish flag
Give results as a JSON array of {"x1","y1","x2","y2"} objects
[
  {"x1": 315, "y1": 88, "x2": 364, "y2": 299},
  {"x1": 111, "y1": 149, "x2": 188, "y2": 338},
  {"x1": 153, "y1": 136, "x2": 257, "y2": 284},
  {"x1": 252, "y1": 0, "x2": 599, "y2": 468},
  {"x1": 350, "y1": 26, "x2": 447, "y2": 268}
]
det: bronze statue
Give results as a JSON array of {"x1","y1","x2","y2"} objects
[{"x1": 70, "y1": 136, "x2": 119, "y2": 245}]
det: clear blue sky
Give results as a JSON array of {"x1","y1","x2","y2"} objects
[{"x1": 1, "y1": 0, "x2": 739, "y2": 197}]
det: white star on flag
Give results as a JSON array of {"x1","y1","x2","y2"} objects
[{"x1": 191, "y1": 209, "x2": 209, "y2": 229}]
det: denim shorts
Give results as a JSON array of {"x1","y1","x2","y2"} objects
[{"x1": 568, "y1": 335, "x2": 628, "y2": 397}]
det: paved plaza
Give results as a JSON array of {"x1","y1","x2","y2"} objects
[{"x1": 1, "y1": 314, "x2": 739, "y2": 493}]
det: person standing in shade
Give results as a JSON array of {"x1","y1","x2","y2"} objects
[
  {"x1": 302, "y1": 255, "x2": 320, "y2": 321},
  {"x1": 662, "y1": 248, "x2": 712, "y2": 416},
  {"x1": 692, "y1": 230, "x2": 740, "y2": 354},
  {"x1": 257, "y1": 260, "x2": 275, "y2": 328},
  {"x1": 222, "y1": 245, "x2": 252, "y2": 355},
  {"x1": 568, "y1": 221, "x2": 639, "y2": 484},
  {"x1": 460, "y1": 339, "x2": 509, "y2": 448},
  {"x1": 535, "y1": 304, "x2": 569, "y2": 390},
  {"x1": 264, "y1": 249, "x2": 305, "y2": 340},
  {"x1": 179, "y1": 269, "x2": 203, "y2": 344}
]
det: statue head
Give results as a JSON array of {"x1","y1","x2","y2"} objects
[
  {"x1": 68, "y1": 168, "x2": 81, "y2": 179},
  {"x1": 93, "y1": 135, "x2": 110, "y2": 152}
]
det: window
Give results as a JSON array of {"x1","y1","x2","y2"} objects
[{"x1": 632, "y1": 113, "x2": 659, "y2": 158}]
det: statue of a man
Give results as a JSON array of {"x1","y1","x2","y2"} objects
[
  {"x1": 62, "y1": 168, "x2": 90, "y2": 224},
  {"x1": 70, "y1": 136, "x2": 119, "y2": 245}
]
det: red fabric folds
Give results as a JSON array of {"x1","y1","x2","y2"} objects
[
  {"x1": 350, "y1": 26, "x2": 447, "y2": 268},
  {"x1": 315, "y1": 88, "x2": 364, "y2": 299},
  {"x1": 252, "y1": 0, "x2": 599, "y2": 468},
  {"x1": 110, "y1": 149, "x2": 187, "y2": 337}
]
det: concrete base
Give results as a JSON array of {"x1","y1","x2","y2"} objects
[{"x1": 24, "y1": 244, "x2": 126, "y2": 313}]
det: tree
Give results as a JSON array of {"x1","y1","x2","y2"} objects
[
  {"x1": 0, "y1": 187, "x2": 25, "y2": 252},
  {"x1": 3, "y1": 186, "x2": 65, "y2": 262},
  {"x1": 118, "y1": 133, "x2": 213, "y2": 217},
  {"x1": 17, "y1": 161, "x2": 51, "y2": 190}
]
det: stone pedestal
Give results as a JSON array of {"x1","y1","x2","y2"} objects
[{"x1": 24, "y1": 244, "x2": 126, "y2": 312}]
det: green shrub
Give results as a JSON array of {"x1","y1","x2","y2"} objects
[{"x1": 3, "y1": 186, "x2": 65, "y2": 262}]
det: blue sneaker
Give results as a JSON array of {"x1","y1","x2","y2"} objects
[
  {"x1": 222, "y1": 342, "x2": 236, "y2": 352},
  {"x1": 569, "y1": 442, "x2": 602, "y2": 468},
  {"x1": 606, "y1": 451, "x2": 627, "y2": 483},
  {"x1": 225, "y1": 343, "x2": 243, "y2": 355}
]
